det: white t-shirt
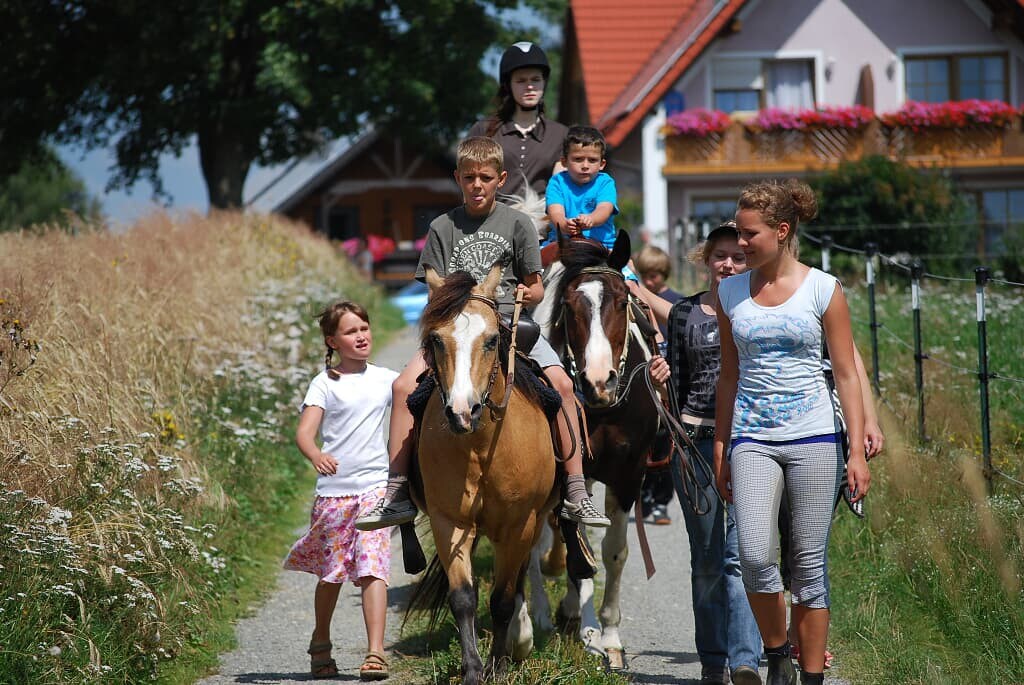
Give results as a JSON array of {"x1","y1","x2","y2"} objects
[
  {"x1": 718, "y1": 268, "x2": 842, "y2": 441},
  {"x1": 300, "y1": 363, "x2": 400, "y2": 497}
]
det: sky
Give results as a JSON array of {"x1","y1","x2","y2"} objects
[{"x1": 57, "y1": 141, "x2": 285, "y2": 227}]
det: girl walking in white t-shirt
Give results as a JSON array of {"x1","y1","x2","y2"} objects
[
  {"x1": 713, "y1": 181, "x2": 870, "y2": 685},
  {"x1": 284, "y1": 301, "x2": 398, "y2": 681}
]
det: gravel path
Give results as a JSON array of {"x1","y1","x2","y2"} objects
[{"x1": 197, "y1": 325, "x2": 850, "y2": 685}]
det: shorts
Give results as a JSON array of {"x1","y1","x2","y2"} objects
[{"x1": 529, "y1": 334, "x2": 562, "y2": 368}]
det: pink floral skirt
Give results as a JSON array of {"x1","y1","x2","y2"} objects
[{"x1": 283, "y1": 488, "x2": 390, "y2": 585}]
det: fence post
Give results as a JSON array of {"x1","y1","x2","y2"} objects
[
  {"x1": 910, "y1": 260, "x2": 927, "y2": 441},
  {"x1": 974, "y1": 266, "x2": 993, "y2": 494},
  {"x1": 821, "y1": 234, "x2": 832, "y2": 273},
  {"x1": 865, "y1": 242, "x2": 881, "y2": 395}
]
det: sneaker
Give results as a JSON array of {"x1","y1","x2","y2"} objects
[
  {"x1": 354, "y1": 497, "x2": 417, "y2": 531},
  {"x1": 731, "y1": 665, "x2": 763, "y2": 685},
  {"x1": 560, "y1": 497, "x2": 611, "y2": 527},
  {"x1": 651, "y1": 504, "x2": 671, "y2": 525}
]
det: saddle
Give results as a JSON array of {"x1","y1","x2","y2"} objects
[{"x1": 499, "y1": 311, "x2": 540, "y2": 355}]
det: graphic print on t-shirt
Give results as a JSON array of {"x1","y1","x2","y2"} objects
[
  {"x1": 731, "y1": 313, "x2": 822, "y2": 430},
  {"x1": 448, "y1": 230, "x2": 514, "y2": 299},
  {"x1": 684, "y1": 314, "x2": 720, "y2": 415}
]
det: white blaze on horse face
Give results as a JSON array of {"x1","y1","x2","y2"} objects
[
  {"x1": 577, "y1": 281, "x2": 615, "y2": 390},
  {"x1": 449, "y1": 311, "x2": 488, "y2": 417}
]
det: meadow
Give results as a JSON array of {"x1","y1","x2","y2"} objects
[
  {"x1": 0, "y1": 213, "x2": 401, "y2": 682},
  {"x1": 827, "y1": 276, "x2": 1024, "y2": 684}
]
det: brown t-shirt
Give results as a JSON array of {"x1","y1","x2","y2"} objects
[{"x1": 469, "y1": 116, "x2": 568, "y2": 199}]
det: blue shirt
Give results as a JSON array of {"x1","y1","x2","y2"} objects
[{"x1": 544, "y1": 171, "x2": 618, "y2": 250}]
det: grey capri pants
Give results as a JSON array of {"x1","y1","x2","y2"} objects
[{"x1": 730, "y1": 438, "x2": 844, "y2": 609}]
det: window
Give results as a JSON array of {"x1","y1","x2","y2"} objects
[
  {"x1": 978, "y1": 189, "x2": 1024, "y2": 256},
  {"x1": 714, "y1": 90, "x2": 760, "y2": 113},
  {"x1": 905, "y1": 54, "x2": 1006, "y2": 102},
  {"x1": 322, "y1": 206, "x2": 360, "y2": 242},
  {"x1": 691, "y1": 198, "x2": 737, "y2": 229},
  {"x1": 764, "y1": 59, "x2": 815, "y2": 109},
  {"x1": 713, "y1": 57, "x2": 814, "y2": 113}
]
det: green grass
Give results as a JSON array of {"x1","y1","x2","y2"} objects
[
  {"x1": 392, "y1": 538, "x2": 628, "y2": 685},
  {"x1": 827, "y1": 281, "x2": 1024, "y2": 684}
]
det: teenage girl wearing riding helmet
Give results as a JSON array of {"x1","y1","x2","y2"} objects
[{"x1": 469, "y1": 41, "x2": 568, "y2": 201}]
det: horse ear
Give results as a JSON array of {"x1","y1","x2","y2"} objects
[
  {"x1": 424, "y1": 266, "x2": 445, "y2": 294},
  {"x1": 607, "y1": 230, "x2": 632, "y2": 270},
  {"x1": 478, "y1": 261, "x2": 503, "y2": 298}
]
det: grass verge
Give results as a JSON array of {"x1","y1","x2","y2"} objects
[
  {"x1": 827, "y1": 283, "x2": 1024, "y2": 684},
  {"x1": 0, "y1": 212, "x2": 401, "y2": 683}
]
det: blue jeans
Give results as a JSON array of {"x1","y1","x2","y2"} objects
[{"x1": 672, "y1": 436, "x2": 762, "y2": 671}]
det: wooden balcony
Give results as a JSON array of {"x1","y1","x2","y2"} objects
[{"x1": 663, "y1": 117, "x2": 1024, "y2": 176}]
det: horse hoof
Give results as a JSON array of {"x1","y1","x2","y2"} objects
[{"x1": 605, "y1": 647, "x2": 627, "y2": 671}]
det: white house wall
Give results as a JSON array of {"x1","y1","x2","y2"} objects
[{"x1": 655, "y1": 0, "x2": 1024, "y2": 227}]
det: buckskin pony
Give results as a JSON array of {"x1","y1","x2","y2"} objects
[
  {"x1": 406, "y1": 264, "x2": 559, "y2": 684},
  {"x1": 539, "y1": 230, "x2": 662, "y2": 670}
]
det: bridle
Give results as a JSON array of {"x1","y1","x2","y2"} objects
[
  {"x1": 430, "y1": 291, "x2": 522, "y2": 421},
  {"x1": 558, "y1": 266, "x2": 644, "y2": 408}
]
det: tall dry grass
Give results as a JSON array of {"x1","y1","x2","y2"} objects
[{"x1": 0, "y1": 211, "x2": 391, "y2": 681}]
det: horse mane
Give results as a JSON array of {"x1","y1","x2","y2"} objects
[{"x1": 548, "y1": 239, "x2": 613, "y2": 350}]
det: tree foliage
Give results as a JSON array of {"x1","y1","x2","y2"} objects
[
  {"x1": 808, "y1": 156, "x2": 975, "y2": 273},
  {"x1": 0, "y1": 147, "x2": 101, "y2": 233},
  {"x1": 0, "y1": 0, "x2": 564, "y2": 209}
]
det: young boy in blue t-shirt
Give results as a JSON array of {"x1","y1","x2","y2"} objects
[{"x1": 544, "y1": 125, "x2": 618, "y2": 249}]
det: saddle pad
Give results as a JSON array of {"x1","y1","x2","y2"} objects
[{"x1": 406, "y1": 361, "x2": 561, "y2": 422}]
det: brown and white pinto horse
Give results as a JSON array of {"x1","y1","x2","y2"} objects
[
  {"x1": 407, "y1": 265, "x2": 559, "y2": 684},
  {"x1": 538, "y1": 231, "x2": 662, "y2": 669}
]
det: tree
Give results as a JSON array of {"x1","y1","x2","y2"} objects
[
  {"x1": 0, "y1": 1, "x2": 563, "y2": 210},
  {"x1": 808, "y1": 156, "x2": 975, "y2": 274},
  {"x1": 0, "y1": 146, "x2": 101, "y2": 233}
]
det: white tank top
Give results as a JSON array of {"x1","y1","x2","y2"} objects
[{"x1": 718, "y1": 268, "x2": 841, "y2": 440}]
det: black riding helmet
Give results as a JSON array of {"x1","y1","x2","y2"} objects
[{"x1": 499, "y1": 41, "x2": 550, "y2": 85}]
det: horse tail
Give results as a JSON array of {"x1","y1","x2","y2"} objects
[{"x1": 403, "y1": 554, "x2": 450, "y2": 633}]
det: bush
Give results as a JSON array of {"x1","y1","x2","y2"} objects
[{"x1": 807, "y1": 156, "x2": 976, "y2": 276}]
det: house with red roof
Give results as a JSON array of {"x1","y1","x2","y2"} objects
[{"x1": 560, "y1": 0, "x2": 1024, "y2": 264}]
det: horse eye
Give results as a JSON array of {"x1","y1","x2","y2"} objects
[
  {"x1": 483, "y1": 334, "x2": 499, "y2": 351},
  {"x1": 429, "y1": 333, "x2": 445, "y2": 351}
]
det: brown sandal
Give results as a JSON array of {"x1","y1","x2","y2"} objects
[
  {"x1": 359, "y1": 650, "x2": 389, "y2": 681},
  {"x1": 308, "y1": 640, "x2": 339, "y2": 678}
]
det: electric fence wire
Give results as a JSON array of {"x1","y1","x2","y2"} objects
[
  {"x1": 799, "y1": 232, "x2": 1024, "y2": 484},
  {"x1": 801, "y1": 231, "x2": 1023, "y2": 285},
  {"x1": 993, "y1": 468, "x2": 1024, "y2": 487}
]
